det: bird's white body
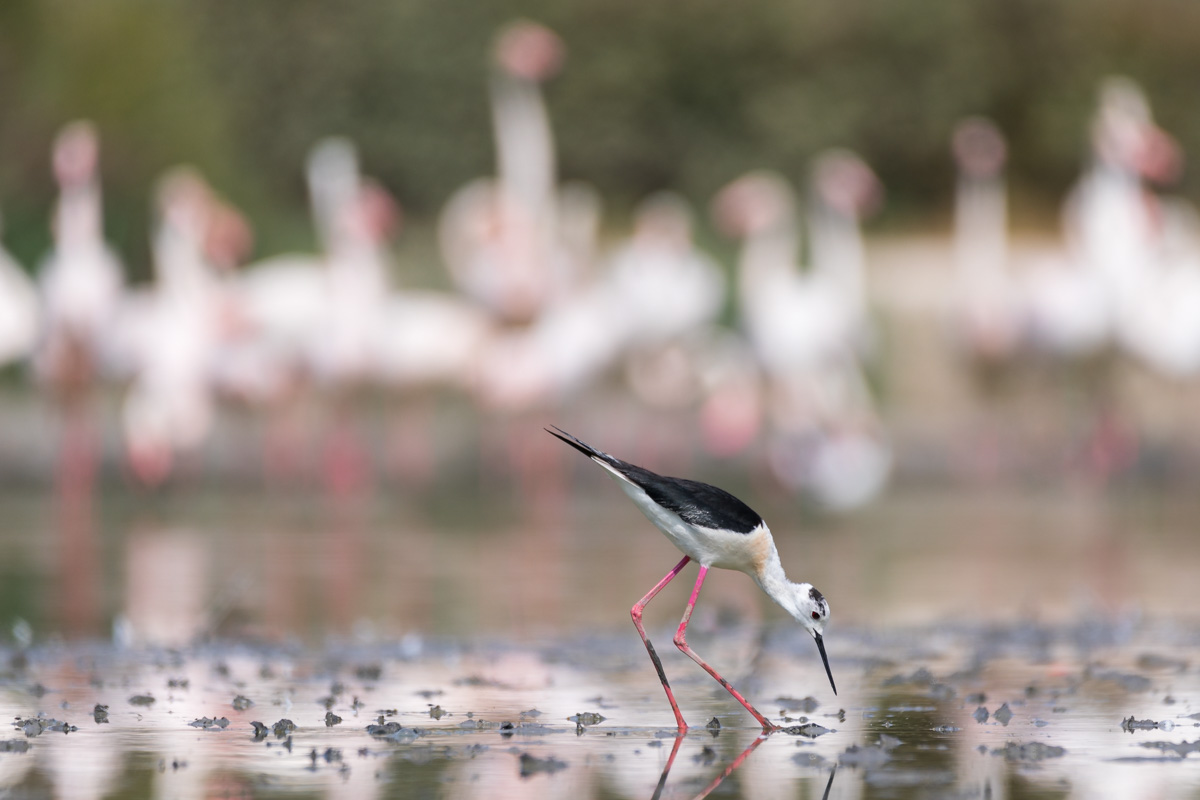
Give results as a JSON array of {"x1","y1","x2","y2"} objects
[{"x1": 600, "y1": 453, "x2": 773, "y2": 573}]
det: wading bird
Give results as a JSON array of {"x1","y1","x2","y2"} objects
[{"x1": 548, "y1": 427, "x2": 835, "y2": 732}]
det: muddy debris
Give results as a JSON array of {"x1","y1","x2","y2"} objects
[
  {"x1": 1122, "y1": 716, "x2": 1174, "y2": 733},
  {"x1": 0, "y1": 739, "x2": 31, "y2": 753},
  {"x1": 93, "y1": 704, "x2": 109, "y2": 724},
  {"x1": 414, "y1": 689, "x2": 443, "y2": 699},
  {"x1": 972, "y1": 706, "x2": 988, "y2": 723},
  {"x1": 519, "y1": 708, "x2": 542, "y2": 719},
  {"x1": 706, "y1": 717, "x2": 721, "y2": 731},
  {"x1": 250, "y1": 721, "x2": 269, "y2": 741},
  {"x1": 965, "y1": 692, "x2": 986, "y2": 705},
  {"x1": 792, "y1": 752, "x2": 827, "y2": 767},
  {"x1": 776, "y1": 696, "x2": 820, "y2": 713},
  {"x1": 189, "y1": 716, "x2": 231, "y2": 730},
  {"x1": 992, "y1": 703, "x2": 1013, "y2": 725},
  {"x1": 325, "y1": 711, "x2": 342, "y2": 727},
  {"x1": 15, "y1": 717, "x2": 76, "y2": 737},
  {"x1": 839, "y1": 743, "x2": 892, "y2": 769},
  {"x1": 1137, "y1": 653, "x2": 1188, "y2": 672},
  {"x1": 272, "y1": 719, "x2": 297, "y2": 738},
  {"x1": 167, "y1": 678, "x2": 189, "y2": 690},
  {"x1": 355, "y1": 664, "x2": 382, "y2": 681},
  {"x1": 231, "y1": 695, "x2": 254, "y2": 711},
  {"x1": 27, "y1": 683, "x2": 48, "y2": 698},
  {"x1": 883, "y1": 667, "x2": 936, "y2": 686},
  {"x1": 1122, "y1": 716, "x2": 1159, "y2": 732},
  {"x1": 584, "y1": 695, "x2": 619, "y2": 709},
  {"x1": 992, "y1": 742, "x2": 1066, "y2": 761},
  {"x1": 1088, "y1": 669, "x2": 1152, "y2": 692},
  {"x1": 567, "y1": 712, "x2": 606, "y2": 727},
  {"x1": 518, "y1": 752, "x2": 567, "y2": 778},
  {"x1": 128, "y1": 694, "x2": 156, "y2": 707},
  {"x1": 1139, "y1": 740, "x2": 1200, "y2": 758},
  {"x1": 429, "y1": 705, "x2": 447, "y2": 720},
  {"x1": 782, "y1": 722, "x2": 833, "y2": 738},
  {"x1": 693, "y1": 746, "x2": 718, "y2": 766},
  {"x1": 366, "y1": 722, "x2": 424, "y2": 743}
]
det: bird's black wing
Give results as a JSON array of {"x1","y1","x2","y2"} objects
[{"x1": 547, "y1": 427, "x2": 764, "y2": 534}]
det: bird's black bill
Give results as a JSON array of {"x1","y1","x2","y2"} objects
[{"x1": 814, "y1": 632, "x2": 837, "y2": 695}]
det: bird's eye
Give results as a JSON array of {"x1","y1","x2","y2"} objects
[{"x1": 811, "y1": 611, "x2": 820, "y2": 620}]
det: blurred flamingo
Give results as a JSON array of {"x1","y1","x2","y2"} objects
[
  {"x1": 114, "y1": 168, "x2": 246, "y2": 485},
  {"x1": 714, "y1": 158, "x2": 891, "y2": 510},
  {"x1": 438, "y1": 20, "x2": 595, "y2": 326}
]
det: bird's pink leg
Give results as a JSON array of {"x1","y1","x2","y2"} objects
[
  {"x1": 632, "y1": 555, "x2": 692, "y2": 732},
  {"x1": 695, "y1": 732, "x2": 770, "y2": 799},
  {"x1": 674, "y1": 565, "x2": 778, "y2": 731}
]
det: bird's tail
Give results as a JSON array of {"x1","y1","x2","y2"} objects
[{"x1": 545, "y1": 426, "x2": 612, "y2": 463}]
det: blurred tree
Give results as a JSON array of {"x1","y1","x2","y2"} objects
[{"x1": 0, "y1": 0, "x2": 1196, "y2": 277}]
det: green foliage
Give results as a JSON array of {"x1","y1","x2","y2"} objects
[{"x1": 1, "y1": 0, "x2": 1198, "y2": 277}]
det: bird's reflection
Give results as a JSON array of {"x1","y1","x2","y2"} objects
[{"x1": 651, "y1": 732, "x2": 836, "y2": 800}]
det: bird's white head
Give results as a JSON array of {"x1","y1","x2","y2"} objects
[{"x1": 787, "y1": 582, "x2": 836, "y2": 695}]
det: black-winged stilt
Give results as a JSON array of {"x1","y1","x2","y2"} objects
[{"x1": 548, "y1": 427, "x2": 835, "y2": 732}]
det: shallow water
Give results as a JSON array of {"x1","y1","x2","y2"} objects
[
  {"x1": 3, "y1": 621, "x2": 1200, "y2": 799},
  {"x1": 1, "y1": 484, "x2": 1199, "y2": 797}
]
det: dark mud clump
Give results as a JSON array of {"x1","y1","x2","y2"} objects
[
  {"x1": 128, "y1": 694, "x2": 156, "y2": 707},
  {"x1": 325, "y1": 712, "x2": 342, "y2": 727},
  {"x1": 568, "y1": 712, "x2": 606, "y2": 734},
  {"x1": 232, "y1": 695, "x2": 254, "y2": 711},
  {"x1": 792, "y1": 752, "x2": 827, "y2": 767},
  {"x1": 972, "y1": 706, "x2": 988, "y2": 723},
  {"x1": 429, "y1": 705, "x2": 447, "y2": 720},
  {"x1": 189, "y1": 717, "x2": 231, "y2": 730},
  {"x1": 782, "y1": 723, "x2": 833, "y2": 738},
  {"x1": 992, "y1": 703, "x2": 1013, "y2": 725},
  {"x1": 1139, "y1": 740, "x2": 1200, "y2": 758},
  {"x1": 93, "y1": 704, "x2": 109, "y2": 724},
  {"x1": 992, "y1": 742, "x2": 1066, "y2": 762},
  {"x1": 16, "y1": 717, "x2": 76, "y2": 737},
  {"x1": 366, "y1": 722, "x2": 424, "y2": 743},
  {"x1": 272, "y1": 719, "x2": 297, "y2": 738},
  {"x1": 1121, "y1": 716, "x2": 1159, "y2": 732},
  {"x1": 567, "y1": 712, "x2": 606, "y2": 726},
  {"x1": 776, "y1": 696, "x2": 820, "y2": 713},
  {"x1": 838, "y1": 735, "x2": 902, "y2": 769},
  {"x1": 1087, "y1": 669, "x2": 1152, "y2": 692},
  {"x1": 250, "y1": 721, "x2": 269, "y2": 741},
  {"x1": 518, "y1": 752, "x2": 567, "y2": 778},
  {"x1": 1136, "y1": 653, "x2": 1188, "y2": 672},
  {"x1": 355, "y1": 664, "x2": 382, "y2": 681},
  {"x1": 0, "y1": 740, "x2": 31, "y2": 753}
]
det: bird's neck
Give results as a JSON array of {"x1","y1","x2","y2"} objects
[{"x1": 752, "y1": 537, "x2": 799, "y2": 616}]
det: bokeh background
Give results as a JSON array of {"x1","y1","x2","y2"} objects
[{"x1": 4, "y1": 0, "x2": 1200, "y2": 270}]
